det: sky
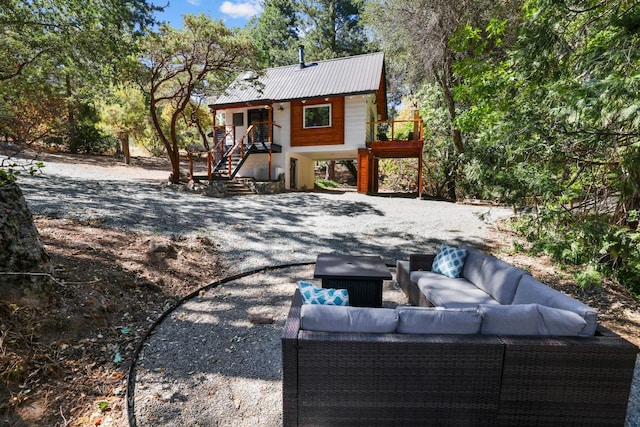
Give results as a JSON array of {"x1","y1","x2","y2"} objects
[{"x1": 153, "y1": 0, "x2": 263, "y2": 29}]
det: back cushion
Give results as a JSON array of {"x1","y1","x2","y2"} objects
[
  {"x1": 479, "y1": 304, "x2": 587, "y2": 336},
  {"x1": 473, "y1": 256, "x2": 527, "y2": 304},
  {"x1": 396, "y1": 306, "x2": 481, "y2": 334},
  {"x1": 513, "y1": 275, "x2": 597, "y2": 336},
  {"x1": 300, "y1": 304, "x2": 398, "y2": 333},
  {"x1": 461, "y1": 246, "x2": 486, "y2": 285}
]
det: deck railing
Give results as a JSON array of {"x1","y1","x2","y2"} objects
[{"x1": 367, "y1": 111, "x2": 424, "y2": 142}]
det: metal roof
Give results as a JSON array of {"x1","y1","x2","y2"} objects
[{"x1": 210, "y1": 52, "x2": 385, "y2": 107}]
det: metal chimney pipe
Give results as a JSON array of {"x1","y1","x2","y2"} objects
[{"x1": 298, "y1": 45, "x2": 305, "y2": 69}]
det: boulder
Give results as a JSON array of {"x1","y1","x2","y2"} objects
[{"x1": 0, "y1": 182, "x2": 52, "y2": 305}]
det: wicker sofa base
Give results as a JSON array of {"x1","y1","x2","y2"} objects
[{"x1": 282, "y1": 288, "x2": 638, "y2": 426}]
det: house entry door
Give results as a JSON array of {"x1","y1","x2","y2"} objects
[
  {"x1": 290, "y1": 158, "x2": 297, "y2": 189},
  {"x1": 248, "y1": 108, "x2": 269, "y2": 144}
]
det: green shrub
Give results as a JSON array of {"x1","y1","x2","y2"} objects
[
  {"x1": 575, "y1": 264, "x2": 602, "y2": 290},
  {"x1": 315, "y1": 179, "x2": 339, "y2": 190}
]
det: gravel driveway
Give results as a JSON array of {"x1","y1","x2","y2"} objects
[
  {"x1": 14, "y1": 155, "x2": 639, "y2": 426},
  {"x1": 17, "y1": 158, "x2": 511, "y2": 274}
]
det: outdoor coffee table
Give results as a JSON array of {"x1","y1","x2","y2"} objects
[{"x1": 313, "y1": 253, "x2": 392, "y2": 307}]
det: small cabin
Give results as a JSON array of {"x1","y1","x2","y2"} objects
[{"x1": 207, "y1": 47, "x2": 424, "y2": 194}]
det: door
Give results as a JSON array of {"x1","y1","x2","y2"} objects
[
  {"x1": 290, "y1": 158, "x2": 297, "y2": 189},
  {"x1": 248, "y1": 108, "x2": 269, "y2": 144}
]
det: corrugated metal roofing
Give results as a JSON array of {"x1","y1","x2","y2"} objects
[{"x1": 210, "y1": 52, "x2": 385, "y2": 107}]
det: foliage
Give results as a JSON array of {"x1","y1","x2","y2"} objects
[
  {"x1": 0, "y1": 158, "x2": 44, "y2": 186},
  {"x1": 96, "y1": 83, "x2": 150, "y2": 153},
  {"x1": 69, "y1": 103, "x2": 117, "y2": 154},
  {"x1": 0, "y1": 0, "x2": 159, "y2": 83},
  {"x1": 299, "y1": 0, "x2": 372, "y2": 60},
  {"x1": 379, "y1": 159, "x2": 419, "y2": 193},
  {"x1": 315, "y1": 178, "x2": 340, "y2": 189},
  {"x1": 366, "y1": 0, "x2": 521, "y2": 200},
  {"x1": 247, "y1": 0, "x2": 301, "y2": 67},
  {"x1": 453, "y1": 0, "x2": 640, "y2": 293},
  {"x1": 140, "y1": 14, "x2": 258, "y2": 183},
  {"x1": 0, "y1": 0, "x2": 160, "y2": 185}
]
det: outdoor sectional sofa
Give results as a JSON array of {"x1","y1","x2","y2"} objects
[{"x1": 281, "y1": 247, "x2": 639, "y2": 426}]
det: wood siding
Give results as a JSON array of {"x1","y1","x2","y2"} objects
[{"x1": 291, "y1": 98, "x2": 345, "y2": 147}]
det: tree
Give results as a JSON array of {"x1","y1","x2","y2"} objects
[
  {"x1": 140, "y1": 14, "x2": 258, "y2": 183},
  {"x1": 0, "y1": 0, "x2": 160, "y2": 150},
  {"x1": 299, "y1": 0, "x2": 371, "y2": 60},
  {"x1": 456, "y1": 0, "x2": 640, "y2": 292},
  {"x1": 247, "y1": 0, "x2": 301, "y2": 68},
  {"x1": 96, "y1": 84, "x2": 150, "y2": 164},
  {"x1": 366, "y1": 0, "x2": 520, "y2": 199}
]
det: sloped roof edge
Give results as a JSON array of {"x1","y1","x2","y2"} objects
[{"x1": 210, "y1": 51, "x2": 385, "y2": 107}]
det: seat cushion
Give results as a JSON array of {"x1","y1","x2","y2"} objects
[
  {"x1": 300, "y1": 304, "x2": 398, "y2": 333},
  {"x1": 413, "y1": 271, "x2": 500, "y2": 308},
  {"x1": 512, "y1": 275, "x2": 597, "y2": 336},
  {"x1": 396, "y1": 306, "x2": 482, "y2": 334},
  {"x1": 479, "y1": 303, "x2": 587, "y2": 336}
]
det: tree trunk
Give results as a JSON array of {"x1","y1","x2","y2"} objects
[
  {"x1": 149, "y1": 94, "x2": 180, "y2": 184},
  {"x1": 120, "y1": 132, "x2": 131, "y2": 165},
  {"x1": 66, "y1": 74, "x2": 76, "y2": 153},
  {"x1": 326, "y1": 161, "x2": 336, "y2": 181}
]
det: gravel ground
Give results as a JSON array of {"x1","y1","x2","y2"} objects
[
  {"x1": 13, "y1": 153, "x2": 640, "y2": 426},
  {"x1": 17, "y1": 160, "x2": 511, "y2": 274}
]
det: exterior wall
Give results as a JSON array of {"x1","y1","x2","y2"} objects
[
  {"x1": 345, "y1": 95, "x2": 368, "y2": 145},
  {"x1": 287, "y1": 153, "x2": 315, "y2": 190},
  {"x1": 216, "y1": 94, "x2": 372, "y2": 190},
  {"x1": 236, "y1": 153, "x2": 285, "y2": 181},
  {"x1": 273, "y1": 102, "x2": 291, "y2": 149},
  {"x1": 290, "y1": 97, "x2": 345, "y2": 147}
]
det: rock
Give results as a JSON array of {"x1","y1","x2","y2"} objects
[
  {"x1": 0, "y1": 182, "x2": 53, "y2": 305},
  {"x1": 248, "y1": 313, "x2": 274, "y2": 324}
]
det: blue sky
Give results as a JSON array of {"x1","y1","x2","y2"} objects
[{"x1": 153, "y1": 0, "x2": 263, "y2": 28}]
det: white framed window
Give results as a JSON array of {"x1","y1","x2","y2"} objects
[{"x1": 303, "y1": 104, "x2": 331, "y2": 128}]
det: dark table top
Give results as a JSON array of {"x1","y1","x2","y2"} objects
[{"x1": 314, "y1": 253, "x2": 392, "y2": 280}]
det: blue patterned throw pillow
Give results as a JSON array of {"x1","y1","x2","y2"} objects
[
  {"x1": 431, "y1": 245, "x2": 468, "y2": 278},
  {"x1": 298, "y1": 281, "x2": 349, "y2": 306}
]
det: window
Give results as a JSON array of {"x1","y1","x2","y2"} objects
[
  {"x1": 232, "y1": 112, "x2": 244, "y2": 127},
  {"x1": 303, "y1": 104, "x2": 331, "y2": 128}
]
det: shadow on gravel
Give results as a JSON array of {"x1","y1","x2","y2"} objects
[{"x1": 20, "y1": 173, "x2": 497, "y2": 274}]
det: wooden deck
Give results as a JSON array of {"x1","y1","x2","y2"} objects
[{"x1": 367, "y1": 139, "x2": 423, "y2": 158}]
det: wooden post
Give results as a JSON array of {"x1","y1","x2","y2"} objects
[
  {"x1": 413, "y1": 109, "x2": 420, "y2": 140},
  {"x1": 373, "y1": 157, "x2": 379, "y2": 193},
  {"x1": 418, "y1": 150, "x2": 423, "y2": 198},
  {"x1": 207, "y1": 151, "x2": 213, "y2": 180},
  {"x1": 268, "y1": 107, "x2": 273, "y2": 180},
  {"x1": 357, "y1": 149, "x2": 369, "y2": 193}
]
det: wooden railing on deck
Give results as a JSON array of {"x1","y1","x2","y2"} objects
[{"x1": 367, "y1": 111, "x2": 424, "y2": 142}]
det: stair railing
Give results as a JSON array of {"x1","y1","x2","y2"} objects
[
  {"x1": 226, "y1": 124, "x2": 255, "y2": 177},
  {"x1": 209, "y1": 125, "x2": 233, "y2": 179}
]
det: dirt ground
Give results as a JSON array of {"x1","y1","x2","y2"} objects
[
  {"x1": 1, "y1": 153, "x2": 639, "y2": 426},
  {"x1": 1, "y1": 216, "x2": 225, "y2": 426}
]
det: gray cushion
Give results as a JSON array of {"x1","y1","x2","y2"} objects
[
  {"x1": 300, "y1": 304, "x2": 398, "y2": 333},
  {"x1": 414, "y1": 271, "x2": 500, "y2": 308},
  {"x1": 513, "y1": 275, "x2": 597, "y2": 336},
  {"x1": 396, "y1": 306, "x2": 481, "y2": 334},
  {"x1": 461, "y1": 246, "x2": 487, "y2": 285},
  {"x1": 479, "y1": 303, "x2": 587, "y2": 336},
  {"x1": 472, "y1": 255, "x2": 528, "y2": 304}
]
